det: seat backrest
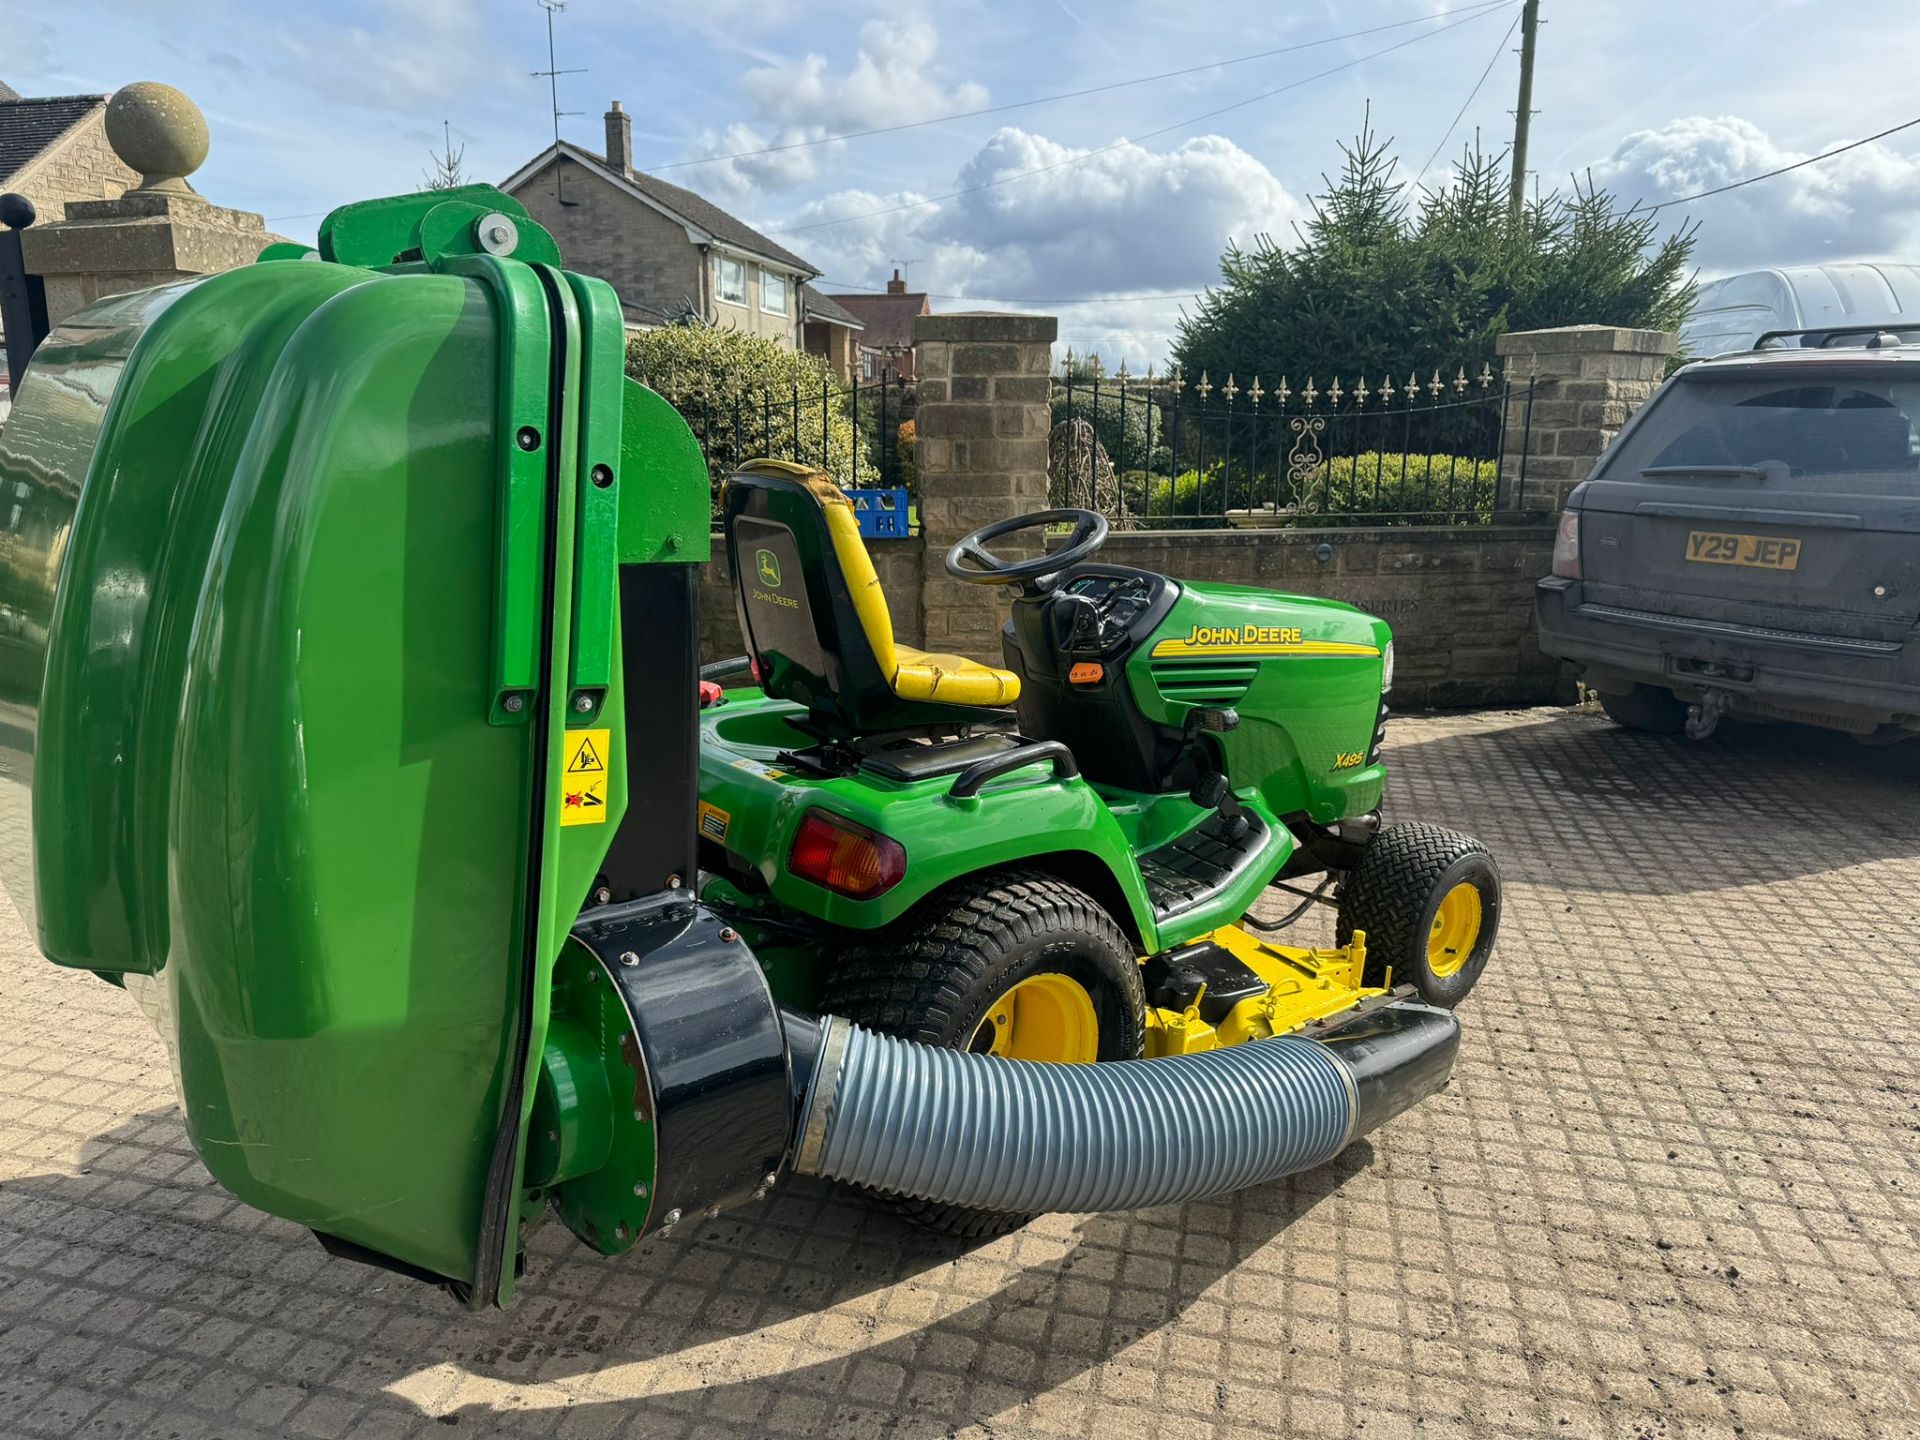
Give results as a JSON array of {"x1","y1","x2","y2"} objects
[{"x1": 723, "y1": 461, "x2": 914, "y2": 733}]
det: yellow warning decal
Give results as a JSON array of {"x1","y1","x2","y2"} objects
[
  {"x1": 561, "y1": 728, "x2": 610, "y2": 827},
  {"x1": 698, "y1": 801, "x2": 731, "y2": 843}
]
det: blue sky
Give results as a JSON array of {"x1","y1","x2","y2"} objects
[{"x1": 12, "y1": 0, "x2": 1920, "y2": 366}]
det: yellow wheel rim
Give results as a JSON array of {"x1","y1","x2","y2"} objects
[
  {"x1": 970, "y1": 973, "x2": 1099, "y2": 1062},
  {"x1": 1427, "y1": 882, "x2": 1483, "y2": 977}
]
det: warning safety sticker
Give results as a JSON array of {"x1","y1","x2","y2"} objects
[
  {"x1": 560, "y1": 728, "x2": 610, "y2": 827},
  {"x1": 697, "y1": 801, "x2": 731, "y2": 843}
]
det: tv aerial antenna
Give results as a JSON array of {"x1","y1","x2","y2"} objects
[{"x1": 533, "y1": 0, "x2": 587, "y2": 205}]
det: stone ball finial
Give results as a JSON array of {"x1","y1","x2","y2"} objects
[{"x1": 105, "y1": 82, "x2": 210, "y2": 194}]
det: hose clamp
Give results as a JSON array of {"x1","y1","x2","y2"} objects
[{"x1": 792, "y1": 1015, "x2": 851, "y2": 1175}]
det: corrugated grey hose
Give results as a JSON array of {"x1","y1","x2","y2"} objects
[{"x1": 785, "y1": 1002, "x2": 1458, "y2": 1214}]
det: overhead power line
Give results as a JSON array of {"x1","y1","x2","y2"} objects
[
  {"x1": 652, "y1": 0, "x2": 1515, "y2": 173},
  {"x1": 1636, "y1": 114, "x2": 1920, "y2": 212},
  {"x1": 1413, "y1": 12, "x2": 1521, "y2": 187},
  {"x1": 768, "y1": 0, "x2": 1519, "y2": 236},
  {"x1": 819, "y1": 278, "x2": 1204, "y2": 306}
]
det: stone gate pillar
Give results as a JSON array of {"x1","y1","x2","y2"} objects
[
  {"x1": 1495, "y1": 325, "x2": 1678, "y2": 513},
  {"x1": 912, "y1": 312, "x2": 1057, "y2": 664},
  {"x1": 22, "y1": 82, "x2": 279, "y2": 328}
]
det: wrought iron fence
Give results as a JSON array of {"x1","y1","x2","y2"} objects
[
  {"x1": 629, "y1": 367, "x2": 916, "y2": 521},
  {"x1": 1050, "y1": 359, "x2": 1541, "y2": 529}
]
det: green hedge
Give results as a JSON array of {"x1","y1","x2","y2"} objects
[
  {"x1": 1293, "y1": 452, "x2": 1496, "y2": 526},
  {"x1": 1142, "y1": 452, "x2": 1496, "y2": 528},
  {"x1": 626, "y1": 326, "x2": 861, "y2": 491}
]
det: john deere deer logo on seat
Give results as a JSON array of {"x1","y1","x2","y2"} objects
[{"x1": 756, "y1": 548, "x2": 782, "y2": 588}]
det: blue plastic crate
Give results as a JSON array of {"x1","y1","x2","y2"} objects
[{"x1": 845, "y1": 487, "x2": 912, "y2": 539}]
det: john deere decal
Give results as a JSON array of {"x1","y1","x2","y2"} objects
[{"x1": 1150, "y1": 626, "x2": 1380, "y2": 660}]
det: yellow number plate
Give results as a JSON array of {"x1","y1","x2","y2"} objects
[{"x1": 1685, "y1": 530, "x2": 1802, "y2": 571}]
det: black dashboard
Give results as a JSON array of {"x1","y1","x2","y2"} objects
[{"x1": 1047, "y1": 567, "x2": 1178, "y2": 658}]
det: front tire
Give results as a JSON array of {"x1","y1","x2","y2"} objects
[
  {"x1": 821, "y1": 868, "x2": 1146, "y2": 1239},
  {"x1": 1336, "y1": 823, "x2": 1499, "y2": 1008}
]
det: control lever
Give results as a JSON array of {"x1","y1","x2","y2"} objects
[
  {"x1": 1186, "y1": 707, "x2": 1240, "y2": 734},
  {"x1": 1188, "y1": 773, "x2": 1229, "y2": 810},
  {"x1": 1048, "y1": 592, "x2": 1101, "y2": 653},
  {"x1": 1183, "y1": 708, "x2": 1248, "y2": 833}
]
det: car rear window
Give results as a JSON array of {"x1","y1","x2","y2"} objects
[{"x1": 1596, "y1": 373, "x2": 1920, "y2": 493}]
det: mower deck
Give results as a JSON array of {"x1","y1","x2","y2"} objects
[{"x1": 1141, "y1": 924, "x2": 1385, "y2": 1056}]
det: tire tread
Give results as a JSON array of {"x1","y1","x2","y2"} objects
[{"x1": 822, "y1": 868, "x2": 1145, "y2": 1239}]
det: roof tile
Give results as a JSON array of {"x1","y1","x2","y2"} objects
[{"x1": 0, "y1": 93, "x2": 107, "y2": 186}]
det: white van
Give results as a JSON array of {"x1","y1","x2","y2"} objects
[{"x1": 1680, "y1": 262, "x2": 1920, "y2": 358}]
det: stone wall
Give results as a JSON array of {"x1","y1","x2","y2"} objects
[
  {"x1": 1072, "y1": 527, "x2": 1562, "y2": 709},
  {"x1": 695, "y1": 525, "x2": 1554, "y2": 706},
  {"x1": 699, "y1": 534, "x2": 926, "y2": 664}
]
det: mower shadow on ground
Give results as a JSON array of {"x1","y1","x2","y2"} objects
[
  {"x1": 4, "y1": 1109, "x2": 1375, "y2": 1437},
  {"x1": 1378, "y1": 706, "x2": 1920, "y2": 897},
  {"x1": 453, "y1": 1141, "x2": 1377, "y2": 1434}
]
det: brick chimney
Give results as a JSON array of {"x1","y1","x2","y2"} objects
[
  {"x1": 605, "y1": 101, "x2": 632, "y2": 175},
  {"x1": 886, "y1": 268, "x2": 906, "y2": 295}
]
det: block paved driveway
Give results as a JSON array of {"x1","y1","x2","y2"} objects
[{"x1": 2, "y1": 706, "x2": 1918, "y2": 1440}]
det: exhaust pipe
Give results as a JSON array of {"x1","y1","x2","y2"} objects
[{"x1": 780, "y1": 1001, "x2": 1457, "y2": 1216}]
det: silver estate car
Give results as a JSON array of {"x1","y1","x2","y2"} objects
[{"x1": 1535, "y1": 330, "x2": 1920, "y2": 743}]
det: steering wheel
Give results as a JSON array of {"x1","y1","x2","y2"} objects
[{"x1": 944, "y1": 509, "x2": 1109, "y2": 593}]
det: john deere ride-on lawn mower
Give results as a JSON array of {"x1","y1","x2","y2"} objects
[{"x1": 0, "y1": 184, "x2": 1498, "y2": 1308}]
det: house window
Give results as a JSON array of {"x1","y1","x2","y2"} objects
[
  {"x1": 716, "y1": 255, "x2": 746, "y2": 306},
  {"x1": 762, "y1": 271, "x2": 789, "y2": 317}
]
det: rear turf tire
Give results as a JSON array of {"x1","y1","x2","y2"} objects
[
  {"x1": 1598, "y1": 684, "x2": 1688, "y2": 735},
  {"x1": 820, "y1": 868, "x2": 1146, "y2": 1240},
  {"x1": 1336, "y1": 822, "x2": 1500, "y2": 1009}
]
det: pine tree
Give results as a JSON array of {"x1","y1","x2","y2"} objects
[
  {"x1": 1173, "y1": 118, "x2": 1697, "y2": 392},
  {"x1": 423, "y1": 121, "x2": 467, "y2": 191}
]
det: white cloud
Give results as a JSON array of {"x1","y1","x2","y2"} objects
[
  {"x1": 1590, "y1": 114, "x2": 1920, "y2": 272},
  {"x1": 679, "y1": 122, "x2": 841, "y2": 206},
  {"x1": 666, "y1": 6, "x2": 987, "y2": 202},
  {"x1": 932, "y1": 129, "x2": 1298, "y2": 295},
  {"x1": 739, "y1": 12, "x2": 988, "y2": 134},
  {"x1": 775, "y1": 126, "x2": 1296, "y2": 367}
]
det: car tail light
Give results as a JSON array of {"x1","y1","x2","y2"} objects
[
  {"x1": 1551, "y1": 510, "x2": 1581, "y2": 579},
  {"x1": 789, "y1": 810, "x2": 906, "y2": 898}
]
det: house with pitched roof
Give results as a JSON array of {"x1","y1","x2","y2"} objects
[
  {"x1": 504, "y1": 102, "x2": 861, "y2": 366},
  {"x1": 0, "y1": 82, "x2": 138, "y2": 224},
  {"x1": 824, "y1": 271, "x2": 931, "y2": 383},
  {"x1": 800, "y1": 286, "x2": 863, "y2": 381}
]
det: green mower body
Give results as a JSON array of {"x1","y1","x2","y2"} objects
[
  {"x1": 694, "y1": 575, "x2": 1392, "y2": 972},
  {"x1": 1, "y1": 184, "x2": 1494, "y2": 1308}
]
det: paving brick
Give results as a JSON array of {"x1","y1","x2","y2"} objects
[{"x1": 3, "y1": 708, "x2": 1920, "y2": 1438}]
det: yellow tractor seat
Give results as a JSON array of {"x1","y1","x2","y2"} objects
[
  {"x1": 722, "y1": 461, "x2": 1020, "y2": 734},
  {"x1": 890, "y1": 646, "x2": 1019, "y2": 706}
]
